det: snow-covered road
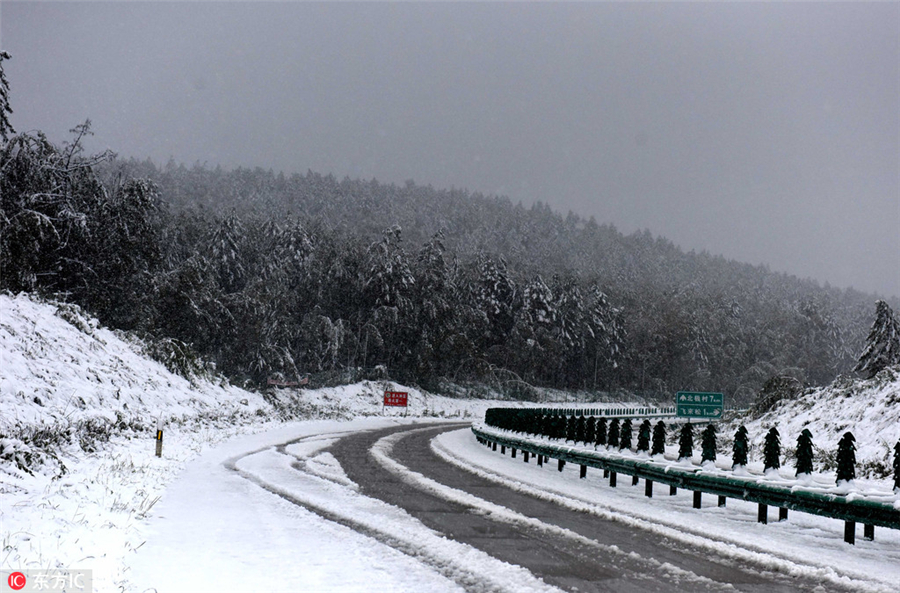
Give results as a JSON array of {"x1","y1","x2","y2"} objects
[{"x1": 127, "y1": 420, "x2": 900, "y2": 593}]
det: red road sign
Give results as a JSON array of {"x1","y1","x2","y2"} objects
[{"x1": 383, "y1": 391, "x2": 408, "y2": 407}]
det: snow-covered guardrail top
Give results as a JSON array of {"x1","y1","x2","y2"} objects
[{"x1": 472, "y1": 423, "x2": 900, "y2": 531}]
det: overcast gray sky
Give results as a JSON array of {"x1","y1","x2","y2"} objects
[{"x1": 2, "y1": 1, "x2": 898, "y2": 297}]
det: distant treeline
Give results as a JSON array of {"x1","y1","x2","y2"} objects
[{"x1": 2, "y1": 125, "x2": 890, "y2": 403}]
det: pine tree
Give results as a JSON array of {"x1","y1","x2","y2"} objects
[
  {"x1": 678, "y1": 423, "x2": 694, "y2": 461},
  {"x1": 637, "y1": 419, "x2": 651, "y2": 453},
  {"x1": 763, "y1": 427, "x2": 781, "y2": 471},
  {"x1": 472, "y1": 255, "x2": 517, "y2": 349},
  {"x1": 414, "y1": 230, "x2": 457, "y2": 379},
  {"x1": 596, "y1": 417, "x2": 608, "y2": 447},
  {"x1": 575, "y1": 415, "x2": 586, "y2": 444},
  {"x1": 608, "y1": 418, "x2": 620, "y2": 449},
  {"x1": 585, "y1": 416, "x2": 596, "y2": 445},
  {"x1": 540, "y1": 414, "x2": 551, "y2": 438},
  {"x1": 209, "y1": 212, "x2": 249, "y2": 294},
  {"x1": 651, "y1": 421, "x2": 666, "y2": 455},
  {"x1": 732, "y1": 425, "x2": 749, "y2": 468},
  {"x1": 0, "y1": 51, "x2": 14, "y2": 142},
  {"x1": 853, "y1": 300, "x2": 900, "y2": 378},
  {"x1": 795, "y1": 428, "x2": 814, "y2": 477},
  {"x1": 835, "y1": 432, "x2": 856, "y2": 484},
  {"x1": 893, "y1": 440, "x2": 900, "y2": 492},
  {"x1": 584, "y1": 283, "x2": 625, "y2": 389},
  {"x1": 620, "y1": 418, "x2": 633, "y2": 450},
  {"x1": 554, "y1": 416, "x2": 567, "y2": 441},
  {"x1": 566, "y1": 415, "x2": 578, "y2": 443},
  {"x1": 513, "y1": 276, "x2": 555, "y2": 383},
  {"x1": 700, "y1": 424, "x2": 717, "y2": 464}
]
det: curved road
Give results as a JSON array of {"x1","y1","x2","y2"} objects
[{"x1": 327, "y1": 422, "x2": 857, "y2": 593}]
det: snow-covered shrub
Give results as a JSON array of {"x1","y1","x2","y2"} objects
[
  {"x1": 752, "y1": 375, "x2": 804, "y2": 414},
  {"x1": 142, "y1": 336, "x2": 213, "y2": 384}
]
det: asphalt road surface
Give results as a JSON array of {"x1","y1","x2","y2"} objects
[{"x1": 328, "y1": 422, "x2": 854, "y2": 593}]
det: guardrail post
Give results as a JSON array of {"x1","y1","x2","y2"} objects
[
  {"x1": 523, "y1": 451, "x2": 529, "y2": 463},
  {"x1": 609, "y1": 471, "x2": 617, "y2": 487},
  {"x1": 501, "y1": 445, "x2": 506, "y2": 454},
  {"x1": 580, "y1": 465, "x2": 587, "y2": 479},
  {"x1": 511, "y1": 448, "x2": 517, "y2": 458},
  {"x1": 558, "y1": 459, "x2": 565, "y2": 472},
  {"x1": 718, "y1": 496, "x2": 726, "y2": 508},
  {"x1": 632, "y1": 475, "x2": 639, "y2": 486},
  {"x1": 669, "y1": 485, "x2": 677, "y2": 495},
  {"x1": 779, "y1": 508, "x2": 788, "y2": 522},
  {"x1": 645, "y1": 479, "x2": 653, "y2": 497},
  {"x1": 603, "y1": 469, "x2": 609, "y2": 478},
  {"x1": 844, "y1": 521, "x2": 856, "y2": 545},
  {"x1": 492, "y1": 442, "x2": 497, "y2": 451},
  {"x1": 537, "y1": 454, "x2": 543, "y2": 467},
  {"x1": 693, "y1": 491, "x2": 702, "y2": 509},
  {"x1": 758, "y1": 503, "x2": 767, "y2": 524},
  {"x1": 864, "y1": 524, "x2": 874, "y2": 541}
]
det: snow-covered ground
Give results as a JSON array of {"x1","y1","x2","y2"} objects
[
  {"x1": 728, "y1": 369, "x2": 900, "y2": 479},
  {"x1": 3, "y1": 291, "x2": 898, "y2": 592},
  {"x1": 0, "y1": 293, "x2": 500, "y2": 591}
]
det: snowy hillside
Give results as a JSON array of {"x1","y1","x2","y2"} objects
[
  {"x1": 731, "y1": 368, "x2": 900, "y2": 479},
  {"x1": 0, "y1": 292, "x2": 498, "y2": 591},
  {"x1": 0, "y1": 292, "x2": 495, "y2": 475},
  {"x1": 0, "y1": 292, "x2": 271, "y2": 473}
]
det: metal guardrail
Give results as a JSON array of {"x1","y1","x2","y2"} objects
[
  {"x1": 472, "y1": 425, "x2": 900, "y2": 544},
  {"x1": 536, "y1": 406, "x2": 678, "y2": 417},
  {"x1": 492, "y1": 405, "x2": 748, "y2": 421}
]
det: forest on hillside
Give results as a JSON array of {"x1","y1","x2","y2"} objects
[{"x1": 2, "y1": 122, "x2": 892, "y2": 405}]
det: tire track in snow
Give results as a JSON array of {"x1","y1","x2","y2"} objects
[{"x1": 224, "y1": 425, "x2": 562, "y2": 593}]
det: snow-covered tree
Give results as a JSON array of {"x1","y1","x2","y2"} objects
[
  {"x1": 637, "y1": 419, "x2": 651, "y2": 453},
  {"x1": 607, "y1": 418, "x2": 620, "y2": 448},
  {"x1": 359, "y1": 226, "x2": 416, "y2": 368},
  {"x1": 836, "y1": 432, "x2": 856, "y2": 484},
  {"x1": 566, "y1": 415, "x2": 578, "y2": 443},
  {"x1": 853, "y1": 300, "x2": 900, "y2": 378},
  {"x1": 511, "y1": 275, "x2": 555, "y2": 381},
  {"x1": 0, "y1": 51, "x2": 14, "y2": 142},
  {"x1": 596, "y1": 417, "x2": 608, "y2": 447},
  {"x1": 678, "y1": 423, "x2": 693, "y2": 461},
  {"x1": 763, "y1": 427, "x2": 781, "y2": 472},
  {"x1": 413, "y1": 231, "x2": 458, "y2": 379},
  {"x1": 700, "y1": 424, "x2": 717, "y2": 464},
  {"x1": 362, "y1": 226, "x2": 415, "y2": 310},
  {"x1": 619, "y1": 418, "x2": 633, "y2": 450},
  {"x1": 795, "y1": 428, "x2": 814, "y2": 477},
  {"x1": 585, "y1": 416, "x2": 596, "y2": 445},
  {"x1": 519, "y1": 276, "x2": 555, "y2": 331},
  {"x1": 651, "y1": 421, "x2": 666, "y2": 455},
  {"x1": 471, "y1": 254, "x2": 517, "y2": 348},
  {"x1": 208, "y1": 212, "x2": 248, "y2": 294},
  {"x1": 732, "y1": 425, "x2": 749, "y2": 468},
  {"x1": 584, "y1": 284, "x2": 625, "y2": 389},
  {"x1": 574, "y1": 415, "x2": 586, "y2": 444}
]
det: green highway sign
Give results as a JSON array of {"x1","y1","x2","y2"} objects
[{"x1": 676, "y1": 391, "x2": 724, "y2": 419}]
